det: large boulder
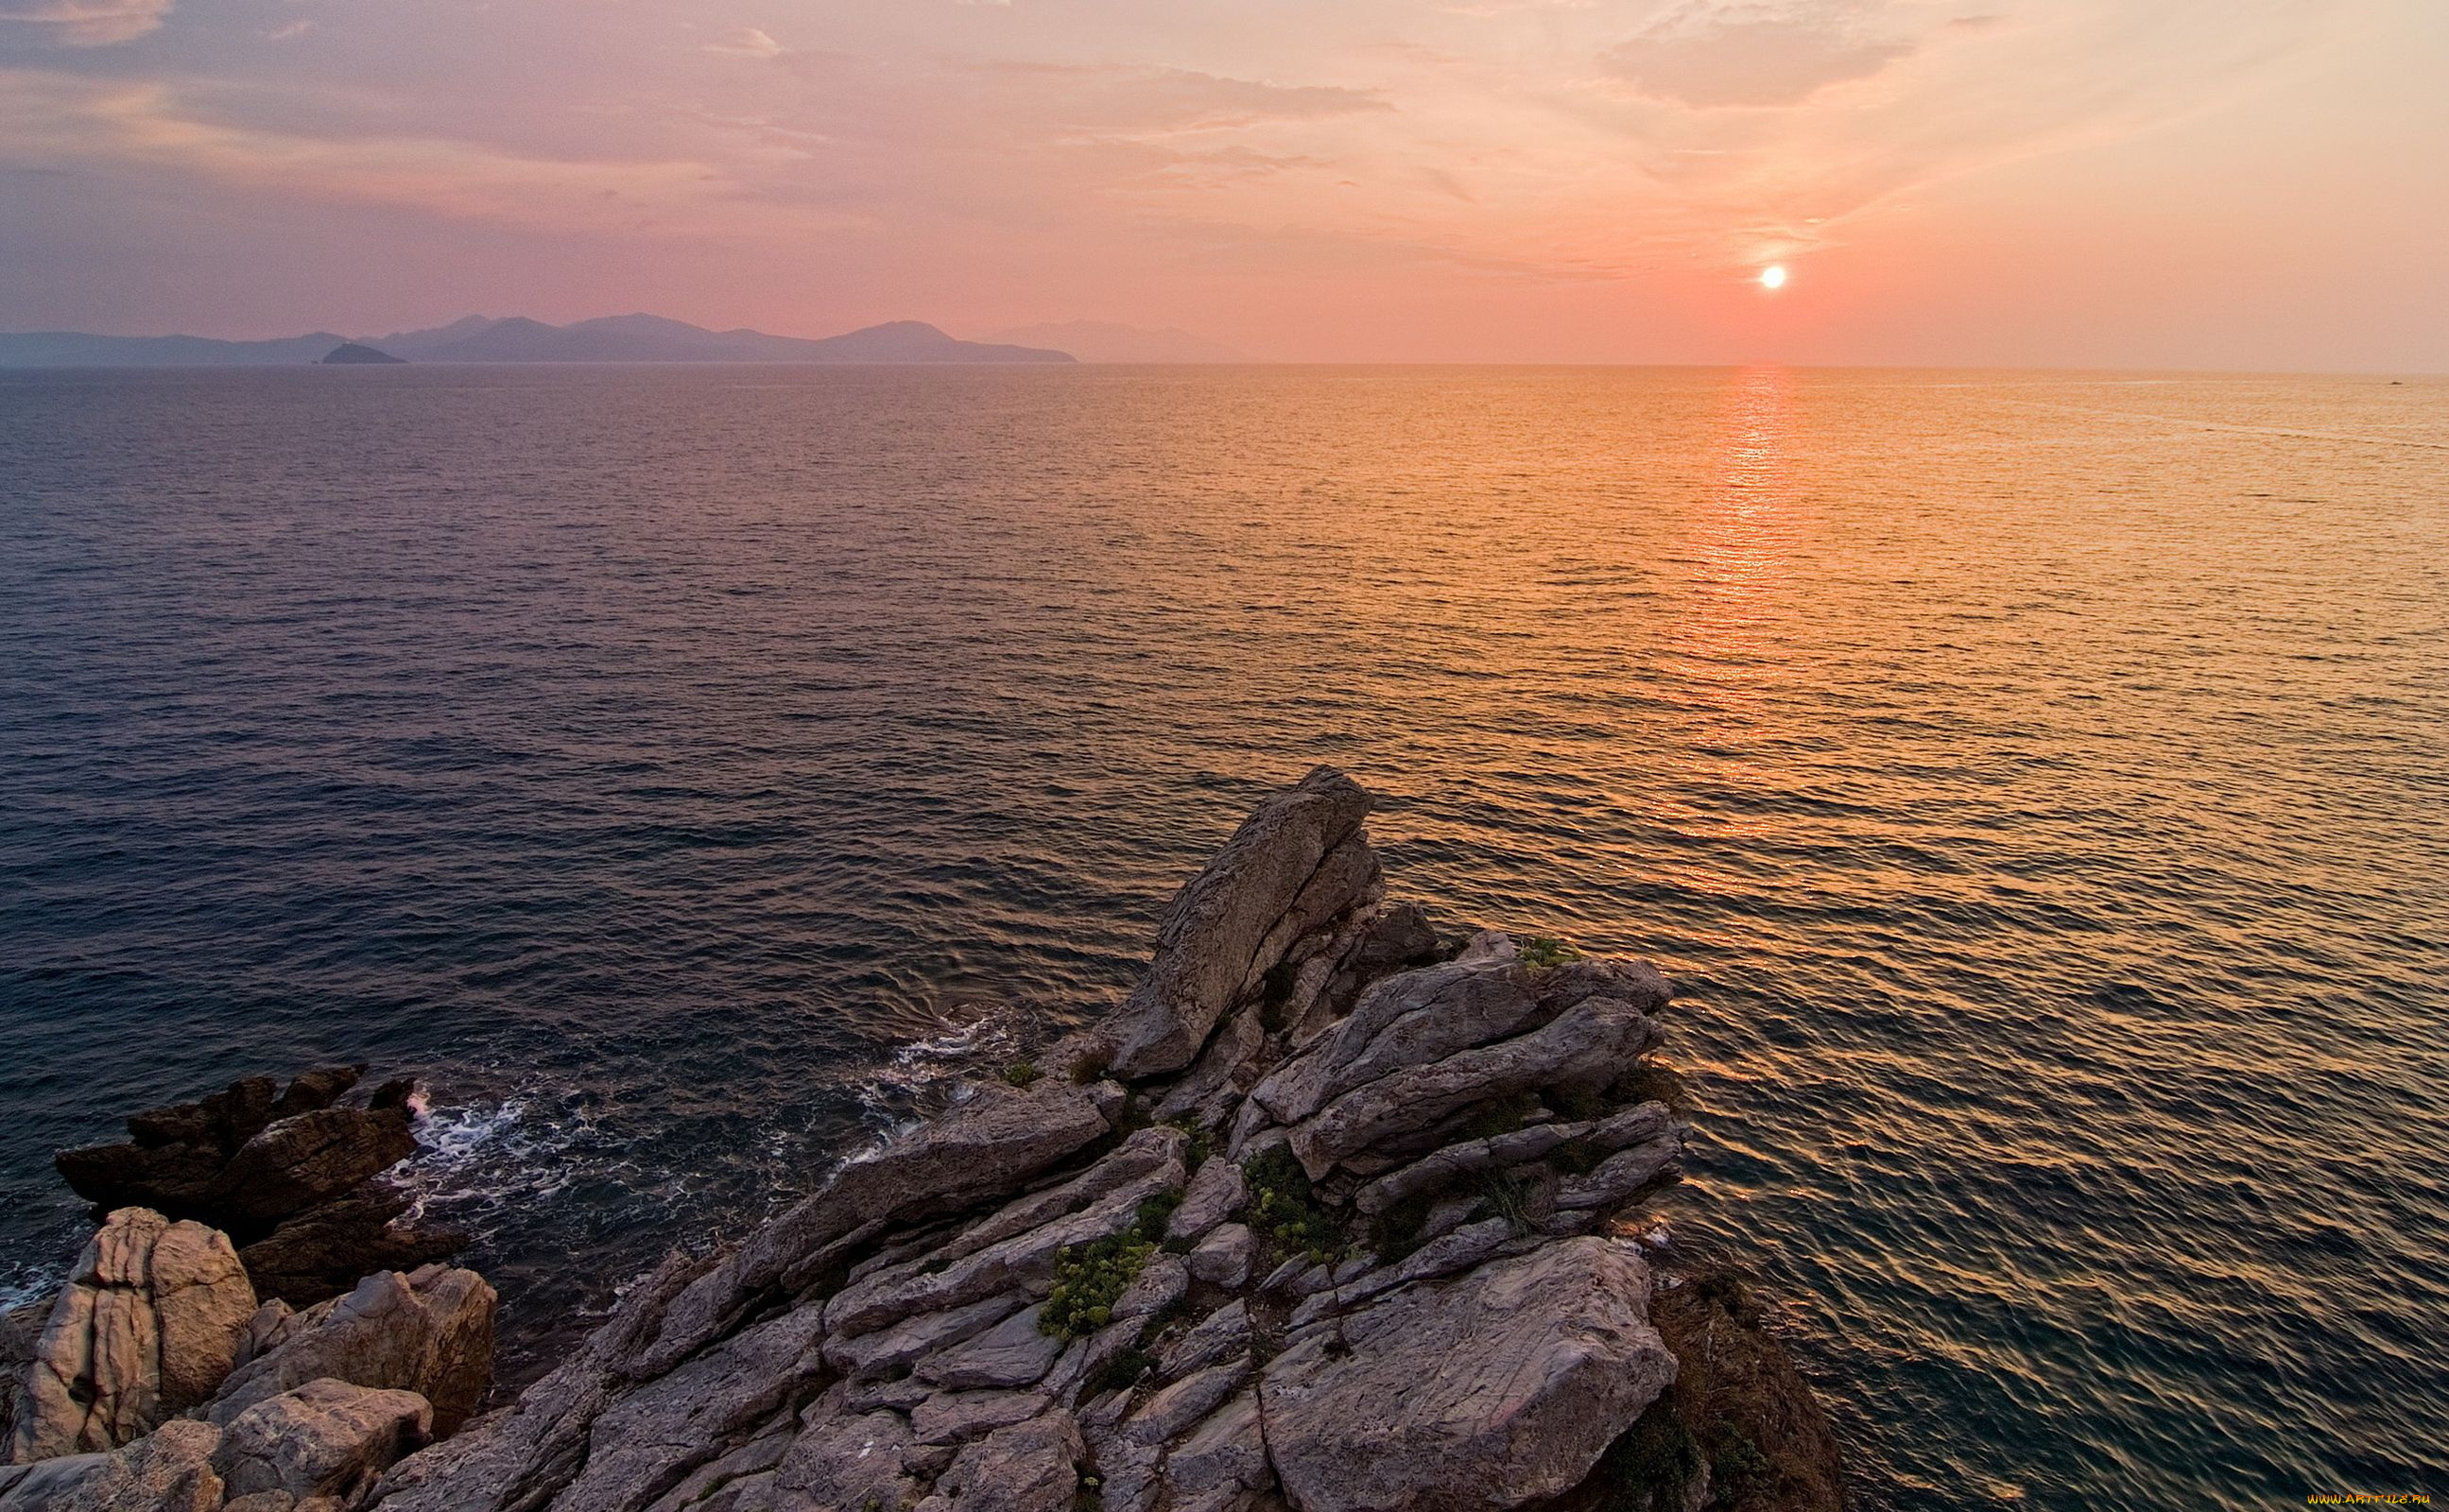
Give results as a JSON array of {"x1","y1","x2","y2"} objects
[
  {"x1": 9, "y1": 1209, "x2": 256, "y2": 1462},
  {"x1": 211, "y1": 1378, "x2": 433, "y2": 1503},
  {"x1": 1260, "y1": 1238, "x2": 1677, "y2": 1512},
  {"x1": 207, "y1": 1266, "x2": 493, "y2": 1437},
  {"x1": 0, "y1": 1418, "x2": 222, "y2": 1512},
  {"x1": 1108, "y1": 767, "x2": 1376, "y2": 1078},
  {"x1": 52, "y1": 1069, "x2": 452, "y2": 1307}
]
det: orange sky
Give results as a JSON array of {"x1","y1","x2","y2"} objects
[{"x1": 2, "y1": 0, "x2": 2442, "y2": 369}]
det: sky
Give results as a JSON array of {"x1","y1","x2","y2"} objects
[{"x1": 1, "y1": 0, "x2": 2443, "y2": 368}]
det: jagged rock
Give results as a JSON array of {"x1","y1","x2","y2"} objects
[
  {"x1": 923, "y1": 1410, "x2": 1083, "y2": 1511},
  {"x1": 1185, "y1": 1225, "x2": 1256, "y2": 1290},
  {"x1": 10, "y1": 1209, "x2": 256, "y2": 1461},
  {"x1": 1122, "y1": 1359, "x2": 1249, "y2": 1448},
  {"x1": 0, "y1": 1418, "x2": 223, "y2": 1511},
  {"x1": 0, "y1": 1298, "x2": 43, "y2": 1450},
  {"x1": 1109, "y1": 767, "x2": 1375, "y2": 1078},
  {"x1": 822, "y1": 1293, "x2": 1025, "y2": 1383},
  {"x1": 1160, "y1": 1391, "x2": 1268, "y2": 1512},
  {"x1": 1155, "y1": 1302, "x2": 1250, "y2": 1383},
  {"x1": 238, "y1": 1190, "x2": 464, "y2": 1308},
  {"x1": 631, "y1": 1081, "x2": 1113, "y2": 1378},
  {"x1": 1285, "y1": 993, "x2": 1665, "y2": 1178},
  {"x1": 1348, "y1": 903, "x2": 1439, "y2": 978},
  {"x1": 208, "y1": 1266, "x2": 494, "y2": 1437},
  {"x1": 772, "y1": 1403, "x2": 923, "y2": 1512},
  {"x1": 211, "y1": 1379, "x2": 433, "y2": 1502},
  {"x1": 1262, "y1": 1239, "x2": 1676, "y2": 1512},
  {"x1": 823, "y1": 1149, "x2": 1183, "y2": 1341},
  {"x1": 917, "y1": 1304, "x2": 1064, "y2": 1390},
  {"x1": 1253, "y1": 955, "x2": 1548, "y2": 1129},
  {"x1": 1354, "y1": 1102, "x2": 1675, "y2": 1216},
  {"x1": 543, "y1": 1305, "x2": 822, "y2": 1512},
  {"x1": 912, "y1": 1388, "x2": 1048, "y2": 1446},
  {"x1": 54, "y1": 1069, "x2": 459, "y2": 1307},
  {"x1": 1553, "y1": 1131, "x2": 1684, "y2": 1211},
  {"x1": 1166, "y1": 1157, "x2": 1246, "y2": 1243}
]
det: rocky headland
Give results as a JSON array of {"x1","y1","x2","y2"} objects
[{"x1": 1, "y1": 768, "x2": 1844, "y2": 1512}]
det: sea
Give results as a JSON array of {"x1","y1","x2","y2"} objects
[{"x1": 1, "y1": 363, "x2": 2442, "y2": 1509}]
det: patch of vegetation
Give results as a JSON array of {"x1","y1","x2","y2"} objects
[
  {"x1": 1517, "y1": 935, "x2": 1585, "y2": 969},
  {"x1": 1164, "y1": 1115, "x2": 1214, "y2": 1172},
  {"x1": 1368, "y1": 1190, "x2": 1439, "y2": 1264},
  {"x1": 1112, "y1": 1090, "x2": 1152, "y2": 1135},
  {"x1": 1088, "y1": 1346, "x2": 1157, "y2": 1397},
  {"x1": 1133, "y1": 1294, "x2": 1189, "y2": 1349},
  {"x1": 1134, "y1": 1192, "x2": 1181, "y2": 1240},
  {"x1": 1069, "y1": 1049, "x2": 1113, "y2": 1085},
  {"x1": 1470, "y1": 1167, "x2": 1536, "y2": 1234},
  {"x1": 1712, "y1": 1425, "x2": 1771, "y2": 1493},
  {"x1": 1040, "y1": 1232, "x2": 1158, "y2": 1340},
  {"x1": 1240, "y1": 1145, "x2": 1347, "y2": 1263},
  {"x1": 1004, "y1": 1060, "x2": 1043, "y2": 1089},
  {"x1": 1160, "y1": 1233, "x2": 1194, "y2": 1256}
]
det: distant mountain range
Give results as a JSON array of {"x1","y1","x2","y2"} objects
[
  {"x1": 982, "y1": 321, "x2": 1246, "y2": 364},
  {"x1": 0, "y1": 316, "x2": 1076, "y2": 367}
]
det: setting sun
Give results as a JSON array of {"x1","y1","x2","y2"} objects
[{"x1": 1760, "y1": 266, "x2": 1789, "y2": 290}]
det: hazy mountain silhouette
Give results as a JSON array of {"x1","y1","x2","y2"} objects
[
  {"x1": 1, "y1": 317, "x2": 1075, "y2": 367},
  {"x1": 984, "y1": 320, "x2": 1245, "y2": 363}
]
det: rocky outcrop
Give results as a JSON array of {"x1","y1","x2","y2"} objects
[
  {"x1": 10, "y1": 1211, "x2": 257, "y2": 1461},
  {"x1": 5, "y1": 767, "x2": 1842, "y2": 1512},
  {"x1": 54, "y1": 1071, "x2": 459, "y2": 1307}
]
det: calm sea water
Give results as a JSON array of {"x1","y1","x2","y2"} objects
[{"x1": 2, "y1": 364, "x2": 2443, "y2": 1508}]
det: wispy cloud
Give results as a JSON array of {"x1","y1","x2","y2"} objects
[
  {"x1": 702, "y1": 26, "x2": 785, "y2": 60},
  {"x1": 0, "y1": 0, "x2": 172, "y2": 46}
]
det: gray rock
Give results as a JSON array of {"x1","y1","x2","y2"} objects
[
  {"x1": 1552, "y1": 1134, "x2": 1683, "y2": 1211},
  {"x1": 926, "y1": 1410, "x2": 1082, "y2": 1512},
  {"x1": 211, "y1": 1378, "x2": 433, "y2": 1501},
  {"x1": 0, "y1": 1298, "x2": 42, "y2": 1451},
  {"x1": 917, "y1": 1304, "x2": 1064, "y2": 1390},
  {"x1": 912, "y1": 1388, "x2": 1048, "y2": 1447},
  {"x1": 1112, "y1": 1254, "x2": 1188, "y2": 1325},
  {"x1": 206, "y1": 1265, "x2": 493, "y2": 1437},
  {"x1": 0, "y1": 1418, "x2": 223, "y2": 1512},
  {"x1": 642, "y1": 1417, "x2": 792, "y2": 1512},
  {"x1": 633, "y1": 1081, "x2": 1112, "y2": 1378},
  {"x1": 1165, "y1": 1159, "x2": 1246, "y2": 1245},
  {"x1": 1121, "y1": 1359, "x2": 1249, "y2": 1448},
  {"x1": 1287, "y1": 1219, "x2": 1514, "y2": 1332},
  {"x1": 1261, "y1": 1238, "x2": 1676, "y2": 1512},
  {"x1": 1286, "y1": 994, "x2": 1664, "y2": 1178},
  {"x1": 771, "y1": 1404, "x2": 921, "y2": 1512},
  {"x1": 10, "y1": 1209, "x2": 256, "y2": 1460},
  {"x1": 1352, "y1": 1120, "x2": 1595, "y2": 1216},
  {"x1": 543, "y1": 1304, "x2": 822, "y2": 1512},
  {"x1": 823, "y1": 1155, "x2": 1183, "y2": 1340},
  {"x1": 1159, "y1": 1391, "x2": 1268, "y2": 1511},
  {"x1": 207, "y1": 1108, "x2": 421, "y2": 1228},
  {"x1": 1252, "y1": 955, "x2": 1544, "y2": 1128},
  {"x1": 1185, "y1": 1225, "x2": 1256, "y2": 1291},
  {"x1": 937, "y1": 1128, "x2": 1184, "y2": 1271},
  {"x1": 822, "y1": 1293, "x2": 1025, "y2": 1383},
  {"x1": 1109, "y1": 768, "x2": 1375, "y2": 1078},
  {"x1": 1155, "y1": 1302, "x2": 1250, "y2": 1383},
  {"x1": 1151, "y1": 1008, "x2": 1263, "y2": 1125}
]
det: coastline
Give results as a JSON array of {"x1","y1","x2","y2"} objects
[{"x1": 2, "y1": 767, "x2": 1844, "y2": 1511}]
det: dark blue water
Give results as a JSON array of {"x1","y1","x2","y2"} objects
[{"x1": 2, "y1": 364, "x2": 2444, "y2": 1508}]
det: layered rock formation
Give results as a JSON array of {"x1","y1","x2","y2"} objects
[
  {"x1": 0, "y1": 1255, "x2": 495, "y2": 1509},
  {"x1": 55, "y1": 1069, "x2": 463, "y2": 1307},
  {"x1": 5, "y1": 766, "x2": 1842, "y2": 1512}
]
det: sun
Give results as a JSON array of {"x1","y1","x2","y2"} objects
[{"x1": 1759, "y1": 266, "x2": 1788, "y2": 290}]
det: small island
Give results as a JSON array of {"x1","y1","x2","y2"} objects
[{"x1": 319, "y1": 343, "x2": 406, "y2": 365}]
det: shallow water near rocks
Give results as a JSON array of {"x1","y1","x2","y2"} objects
[{"x1": 2, "y1": 364, "x2": 2443, "y2": 1508}]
